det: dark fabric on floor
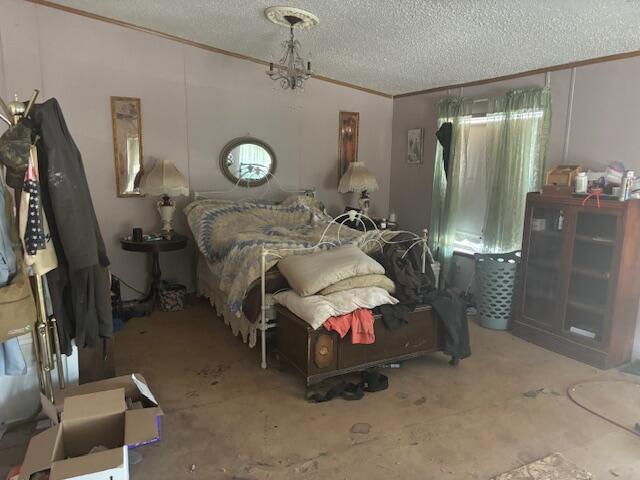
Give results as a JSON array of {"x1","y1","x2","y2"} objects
[
  {"x1": 424, "y1": 289, "x2": 471, "y2": 360},
  {"x1": 372, "y1": 233, "x2": 471, "y2": 360}
]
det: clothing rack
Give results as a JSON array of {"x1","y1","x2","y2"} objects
[
  {"x1": 258, "y1": 210, "x2": 433, "y2": 369},
  {"x1": 0, "y1": 89, "x2": 65, "y2": 402}
]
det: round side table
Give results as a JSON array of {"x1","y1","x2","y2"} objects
[{"x1": 120, "y1": 233, "x2": 188, "y2": 309}]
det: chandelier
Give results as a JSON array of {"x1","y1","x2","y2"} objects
[{"x1": 265, "y1": 7, "x2": 319, "y2": 91}]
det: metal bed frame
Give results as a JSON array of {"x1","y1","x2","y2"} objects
[
  {"x1": 258, "y1": 210, "x2": 431, "y2": 369},
  {"x1": 192, "y1": 169, "x2": 433, "y2": 369},
  {"x1": 192, "y1": 169, "x2": 315, "y2": 201}
]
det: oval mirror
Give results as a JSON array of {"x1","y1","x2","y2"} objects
[{"x1": 219, "y1": 137, "x2": 276, "y2": 187}]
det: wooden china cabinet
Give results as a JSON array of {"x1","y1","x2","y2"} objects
[{"x1": 513, "y1": 192, "x2": 640, "y2": 368}]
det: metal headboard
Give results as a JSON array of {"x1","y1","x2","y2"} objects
[
  {"x1": 192, "y1": 167, "x2": 315, "y2": 202},
  {"x1": 257, "y1": 210, "x2": 433, "y2": 369}
]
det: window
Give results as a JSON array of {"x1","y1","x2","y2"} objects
[
  {"x1": 452, "y1": 119, "x2": 487, "y2": 254},
  {"x1": 450, "y1": 110, "x2": 544, "y2": 254}
]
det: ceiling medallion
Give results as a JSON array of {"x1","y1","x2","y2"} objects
[
  {"x1": 264, "y1": 6, "x2": 319, "y2": 29},
  {"x1": 265, "y1": 6, "x2": 318, "y2": 91}
]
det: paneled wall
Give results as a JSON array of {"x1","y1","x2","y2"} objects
[
  {"x1": 0, "y1": 0, "x2": 393, "y2": 297},
  {"x1": 389, "y1": 56, "x2": 640, "y2": 359}
]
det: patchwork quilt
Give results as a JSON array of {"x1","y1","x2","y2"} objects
[{"x1": 185, "y1": 196, "x2": 382, "y2": 317}]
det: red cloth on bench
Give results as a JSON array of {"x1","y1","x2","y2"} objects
[{"x1": 323, "y1": 308, "x2": 375, "y2": 345}]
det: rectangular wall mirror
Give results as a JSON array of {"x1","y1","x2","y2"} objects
[
  {"x1": 338, "y1": 111, "x2": 359, "y2": 186},
  {"x1": 111, "y1": 96, "x2": 144, "y2": 197}
]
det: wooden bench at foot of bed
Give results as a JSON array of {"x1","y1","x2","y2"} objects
[{"x1": 275, "y1": 304, "x2": 445, "y2": 385}]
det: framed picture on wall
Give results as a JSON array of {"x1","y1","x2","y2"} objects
[
  {"x1": 407, "y1": 128, "x2": 424, "y2": 164},
  {"x1": 111, "y1": 96, "x2": 144, "y2": 197},
  {"x1": 338, "y1": 111, "x2": 360, "y2": 185}
]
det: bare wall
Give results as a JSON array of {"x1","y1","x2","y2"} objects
[
  {"x1": 0, "y1": 0, "x2": 393, "y2": 298},
  {"x1": 389, "y1": 56, "x2": 640, "y2": 359}
]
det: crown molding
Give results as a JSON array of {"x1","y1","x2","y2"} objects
[
  {"x1": 394, "y1": 49, "x2": 640, "y2": 98},
  {"x1": 25, "y1": 0, "x2": 640, "y2": 101},
  {"x1": 25, "y1": 0, "x2": 392, "y2": 99}
]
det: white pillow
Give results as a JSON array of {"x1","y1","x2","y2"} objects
[
  {"x1": 319, "y1": 274, "x2": 395, "y2": 295},
  {"x1": 277, "y1": 245, "x2": 385, "y2": 297},
  {"x1": 274, "y1": 286, "x2": 398, "y2": 330}
]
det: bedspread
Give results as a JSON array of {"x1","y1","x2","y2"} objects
[{"x1": 185, "y1": 196, "x2": 384, "y2": 318}]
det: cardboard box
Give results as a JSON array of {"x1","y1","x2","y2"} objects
[
  {"x1": 41, "y1": 373, "x2": 163, "y2": 445},
  {"x1": 20, "y1": 388, "x2": 160, "y2": 480},
  {"x1": 545, "y1": 165, "x2": 582, "y2": 187}
]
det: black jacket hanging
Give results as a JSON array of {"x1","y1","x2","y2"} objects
[
  {"x1": 436, "y1": 122, "x2": 453, "y2": 180},
  {"x1": 30, "y1": 98, "x2": 111, "y2": 352}
]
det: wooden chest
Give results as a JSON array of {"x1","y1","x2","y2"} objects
[{"x1": 275, "y1": 305, "x2": 441, "y2": 385}]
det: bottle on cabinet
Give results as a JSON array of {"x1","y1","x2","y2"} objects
[
  {"x1": 556, "y1": 210, "x2": 564, "y2": 231},
  {"x1": 575, "y1": 172, "x2": 588, "y2": 194},
  {"x1": 619, "y1": 170, "x2": 635, "y2": 201}
]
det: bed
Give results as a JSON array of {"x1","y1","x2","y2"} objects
[
  {"x1": 186, "y1": 190, "x2": 442, "y2": 373},
  {"x1": 186, "y1": 194, "x2": 383, "y2": 345}
]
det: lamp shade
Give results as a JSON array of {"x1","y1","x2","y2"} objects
[
  {"x1": 338, "y1": 161, "x2": 378, "y2": 194},
  {"x1": 140, "y1": 159, "x2": 189, "y2": 197}
]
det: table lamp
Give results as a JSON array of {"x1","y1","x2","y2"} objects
[
  {"x1": 338, "y1": 161, "x2": 378, "y2": 215},
  {"x1": 140, "y1": 159, "x2": 188, "y2": 234}
]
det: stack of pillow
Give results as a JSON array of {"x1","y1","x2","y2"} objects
[{"x1": 273, "y1": 245, "x2": 398, "y2": 329}]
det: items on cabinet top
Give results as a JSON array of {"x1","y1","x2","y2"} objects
[{"x1": 543, "y1": 162, "x2": 639, "y2": 202}]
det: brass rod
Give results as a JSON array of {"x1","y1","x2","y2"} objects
[
  {"x1": 43, "y1": 364, "x2": 54, "y2": 402},
  {"x1": 49, "y1": 316, "x2": 66, "y2": 389},
  {"x1": 35, "y1": 276, "x2": 53, "y2": 371},
  {"x1": 37, "y1": 322, "x2": 52, "y2": 371},
  {"x1": 36, "y1": 322, "x2": 54, "y2": 401},
  {"x1": 23, "y1": 89, "x2": 40, "y2": 119},
  {"x1": 30, "y1": 327, "x2": 45, "y2": 391}
]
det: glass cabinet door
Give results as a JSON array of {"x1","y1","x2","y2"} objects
[
  {"x1": 563, "y1": 212, "x2": 618, "y2": 342},
  {"x1": 522, "y1": 205, "x2": 567, "y2": 327}
]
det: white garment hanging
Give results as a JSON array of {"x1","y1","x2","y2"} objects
[{"x1": 19, "y1": 145, "x2": 57, "y2": 275}]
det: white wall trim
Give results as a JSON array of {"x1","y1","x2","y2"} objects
[
  {"x1": 181, "y1": 44, "x2": 192, "y2": 190},
  {"x1": 562, "y1": 67, "x2": 577, "y2": 163}
]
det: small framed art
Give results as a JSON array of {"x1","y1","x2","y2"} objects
[{"x1": 407, "y1": 128, "x2": 423, "y2": 164}]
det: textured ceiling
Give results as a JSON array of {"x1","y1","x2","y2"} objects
[{"x1": 47, "y1": 0, "x2": 640, "y2": 96}]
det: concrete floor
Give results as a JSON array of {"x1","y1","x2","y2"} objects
[{"x1": 2, "y1": 299, "x2": 640, "y2": 479}]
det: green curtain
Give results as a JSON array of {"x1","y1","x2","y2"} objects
[
  {"x1": 482, "y1": 88, "x2": 551, "y2": 253},
  {"x1": 430, "y1": 96, "x2": 473, "y2": 285}
]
